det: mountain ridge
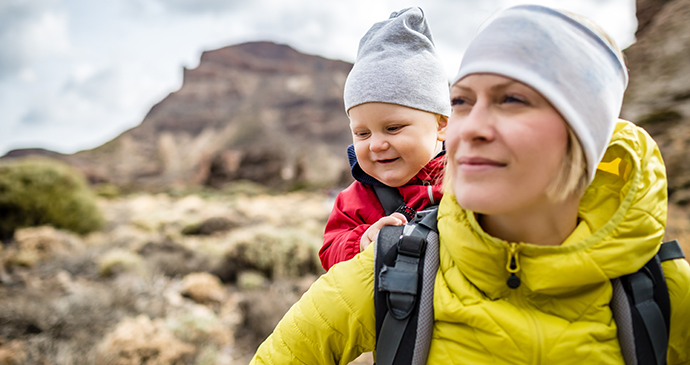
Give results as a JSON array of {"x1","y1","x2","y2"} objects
[{"x1": 4, "y1": 41, "x2": 355, "y2": 191}]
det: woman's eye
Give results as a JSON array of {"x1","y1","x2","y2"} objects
[
  {"x1": 450, "y1": 97, "x2": 466, "y2": 106},
  {"x1": 503, "y1": 95, "x2": 526, "y2": 104}
]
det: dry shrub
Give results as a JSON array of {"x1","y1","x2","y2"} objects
[
  {"x1": 237, "y1": 271, "x2": 267, "y2": 290},
  {"x1": 6, "y1": 226, "x2": 83, "y2": 268},
  {"x1": 215, "y1": 226, "x2": 322, "y2": 282},
  {"x1": 95, "y1": 315, "x2": 195, "y2": 365},
  {"x1": 138, "y1": 240, "x2": 211, "y2": 278},
  {"x1": 180, "y1": 272, "x2": 226, "y2": 304},
  {"x1": 0, "y1": 157, "x2": 104, "y2": 239},
  {"x1": 166, "y1": 305, "x2": 234, "y2": 347},
  {"x1": 181, "y1": 217, "x2": 238, "y2": 236},
  {"x1": 97, "y1": 249, "x2": 147, "y2": 277},
  {"x1": 237, "y1": 276, "x2": 317, "y2": 347},
  {"x1": 0, "y1": 276, "x2": 124, "y2": 364}
]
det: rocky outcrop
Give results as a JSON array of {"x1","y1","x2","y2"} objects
[
  {"x1": 621, "y1": 0, "x2": 690, "y2": 204},
  {"x1": 635, "y1": 0, "x2": 673, "y2": 37},
  {"x1": 6, "y1": 42, "x2": 354, "y2": 191}
]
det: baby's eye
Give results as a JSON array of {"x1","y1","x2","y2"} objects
[
  {"x1": 353, "y1": 131, "x2": 370, "y2": 138},
  {"x1": 386, "y1": 125, "x2": 403, "y2": 133}
]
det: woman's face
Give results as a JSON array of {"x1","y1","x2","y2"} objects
[{"x1": 446, "y1": 74, "x2": 569, "y2": 216}]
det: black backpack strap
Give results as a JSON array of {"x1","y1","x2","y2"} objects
[
  {"x1": 658, "y1": 240, "x2": 685, "y2": 262},
  {"x1": 373, "y1": 185, "x2": 405, "y2": 216},
  {"x1": 373, "y1": 185, "x2": 416, "y2": 222},
  {"x1": 626, "y1": 255, "x2": 669, "y2": 365},
  {"x1": 614, "y1": 240, "x2": 685, "y2": 365},
  {"x1": 374, "y1": 207, "x2": 439, "y2": 365}
]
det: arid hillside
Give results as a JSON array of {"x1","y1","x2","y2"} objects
[
  {"x1": 4, "y1": 42, "x2": 355, "y2": 191},
  {"x1": 0, "y1": 186, "x2": 344, "y2": 364}
]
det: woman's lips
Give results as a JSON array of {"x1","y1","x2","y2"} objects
[{"x1": 457, "y1": 156, "x2": 506, "y2": 171}]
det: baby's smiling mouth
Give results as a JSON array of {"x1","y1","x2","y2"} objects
[{"x1": 376, "y1": 158, "x2": 399, "y2": 164}]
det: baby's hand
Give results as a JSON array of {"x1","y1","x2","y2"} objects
[{"x1": 360, "y1": 212, "x2": 408, "y2": 252}]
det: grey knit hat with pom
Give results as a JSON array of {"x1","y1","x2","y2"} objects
[{"x1": 344, "y1": 7, "x2": 450, "y2": 117}]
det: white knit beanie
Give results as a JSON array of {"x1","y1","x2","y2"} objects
[
  {"x1": 451, "y1": 5, "x2": 628, "y2": 183},
  {"x1": 344, "y1": 7, "x2": 450, "y2": 117}
]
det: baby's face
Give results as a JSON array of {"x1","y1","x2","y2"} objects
[{"x1": 349, "y1": 102, "x2": 445, "y2": 187}]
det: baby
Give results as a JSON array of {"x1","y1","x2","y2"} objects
[{"x1": 319, "y1": 7, "x2": 450, "y2": 270}]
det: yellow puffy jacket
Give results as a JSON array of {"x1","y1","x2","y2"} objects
[{"x1": 251, "y1": 120, "x2": 690, "y2": 364}]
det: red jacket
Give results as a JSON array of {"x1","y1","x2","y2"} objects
[{"x1": 319, "y1": 154, "x2": 445, "y2": 270}]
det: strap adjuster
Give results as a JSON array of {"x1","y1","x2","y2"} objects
[{"x1": 397, "y1": 236, "x2": 426, "y2": 258}]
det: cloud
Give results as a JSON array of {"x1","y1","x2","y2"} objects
[
  {"x1": 153, "y1": 0, "x2": 244, "y2": 14},
  {"x1": 64, "y1": 68, "x2": 125, "y2": 109},
  {"x1": 0, "y1": 0, "x2": 639, "y2": 157},
  {"x1": 0, "y1": 0, "x2": 70, "y2": 80},
  {"x1": 20, "y1": 108, "x2": 48, "y2": 125}
]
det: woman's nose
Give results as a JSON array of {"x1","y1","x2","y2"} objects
[{"x1": 453, "y1": 102, "x2": 495, "y2": 143}]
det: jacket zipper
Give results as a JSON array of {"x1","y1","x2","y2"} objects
[
  {"x1": 511, "y1": 290, "x2": 544, "y2": 365},
  {"x1": 506, "y1": 242, "x2": 521, "y2": 289},
  {"x1": 507, "y1": 242, "x2": 543, "y2": 364}
]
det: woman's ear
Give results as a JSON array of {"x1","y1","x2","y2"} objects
[{"x1": 437, "y1": 115, "x2": 448, "y2": 141}]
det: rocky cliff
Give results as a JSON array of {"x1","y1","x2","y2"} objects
[
  {"x1": 12, "y1": 42, "x2": 355, "y2": 190},
  {"x1": 621, "y1": 0, "x2": 690, "y2": 204}
]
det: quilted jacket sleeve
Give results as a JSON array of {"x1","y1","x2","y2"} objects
[{"x1": 251, "y1": 244, "x2": 378, "y2": 364}]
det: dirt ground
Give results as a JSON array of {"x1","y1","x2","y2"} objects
[{"x1": 1, "y1": 189, "x2": 688, "y2": 364}]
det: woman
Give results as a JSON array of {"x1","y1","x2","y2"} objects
[{"x1": 251, "y1": 5, "x2": 690, "y2": 364}]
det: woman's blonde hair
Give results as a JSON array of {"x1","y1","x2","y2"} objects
[{"x1": 544, "y1": 126, "x2": 588, "y2": 201}]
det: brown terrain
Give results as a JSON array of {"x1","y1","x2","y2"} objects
[{"x1": 1, "y1": 0, "x2": 690, "y2": 363}]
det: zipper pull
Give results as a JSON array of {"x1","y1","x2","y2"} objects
[{"x1": 506, "y1": 242, "x2": 521, "y2": 289}]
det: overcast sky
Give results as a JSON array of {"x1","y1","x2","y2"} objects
[{"x1": 0, "y1": 0, "x2": 637, "y2": 156}]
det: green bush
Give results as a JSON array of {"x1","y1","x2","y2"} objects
[{"x1": 0, "y1": 157, "x2": 105, "y2": 239}]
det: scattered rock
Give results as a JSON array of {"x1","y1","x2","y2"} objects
[
  {"x1": 9, "y1": 226, "x2": 84, "y2": 267},
  {"x1": 95, "y1": 315, "x2": 195, "y2": 365},
  {"x1": 0, "y1": 338, "x2": 27, "y2": 365},
  {"x1": 180, "y1": 272, "x2": 226, "y2": 304}
]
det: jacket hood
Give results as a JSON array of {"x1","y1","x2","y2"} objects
[
  {"x1": 347, "y1": 144, "x2": 446, "y2": 186},
  {"x1": 437, "y1": 120, "x2": 668, "y2": 298}
]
